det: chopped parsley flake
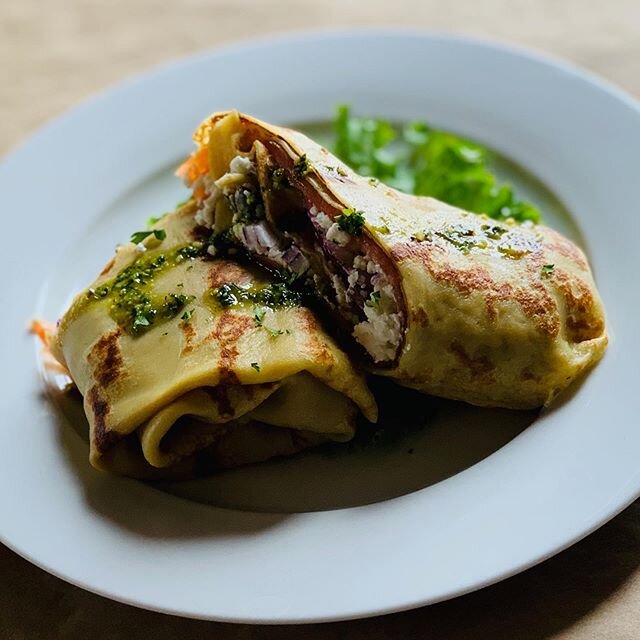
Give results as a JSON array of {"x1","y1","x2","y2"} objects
[
  {"x1": 270, "y1": 167, "x2": 290, "y2": 190},
  {"x1": 293, "y1": 154, "x2": 310, "y2": 178},
  {"x1": 541, "y1": 264, "x2": 555, "y2": 276},
  {"x1": 254, "y1": 307, "x2": 266, "y2": 327},
  {"x1": 76, "y1": 244, "x2": 201, "y2": 336},
  {"x1": 253, "y1": 306, "x2": 285, "y2": 337},
  {"x1": 481, "y1": 224, "x2": 508, "y2": 240},
  {"x1": 181, "y1": 308, "x2": 194, "y2": 322},
  {"x1": 212, "y1": 282, "x2": 302, "y2": 310},
  {"x1": 435, "y1": 227, "x2": 487, "y2": 253},
  {"x1": 251, "y1": 362, "x2": 261, "y2": 372},
  {"x1": 336, "y1": 208, "x2": 366, "y2": 236},
  {"x1": 130, "y1": 229, "x2": 167, "y2": 244},
  {"x1": 129, "y1": 293, "x2": 194, "y2": 335}
]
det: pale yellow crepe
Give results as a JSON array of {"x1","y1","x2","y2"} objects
[
  {"x1": 178, "y1": 111, "x2": 607, "y2": 409},
  {"x1": 51, "y1": 203, "x2": 376, "y2": 478}
]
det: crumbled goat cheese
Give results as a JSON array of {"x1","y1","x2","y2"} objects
[
  {"x1": 314, "y1": 210, "x2": 333, "y2": 230},
  {"x1": 229, "y1": 155, "x2": 254, "y2": 174},
  {"x1": 353, "y1": 255, "x2": 367, "y2": 271},
  {"x1": 194, "y1": 176, "x2": 220, "y2": 228},
  {"x1": 326, "y1": 223, "x2": 351, "y2": 246},
  {"x1": 352, "y1": 273, "x2": 402, "y2": 363},
  {"x1": 367, "y1": 260, "x2": 380, "y2": 275},
  {"x1": 347, "y1": 270, "x2": 360, "y2": 288},
  {"x1": 353, "y1": 310, "x2": 402, "y2": 363},
  {"x1": 215, "y1": 155, "x2": 255, "y2": 192},
  {"x1": 332, "y1": 274, "x2": 348, "y2": 306}
]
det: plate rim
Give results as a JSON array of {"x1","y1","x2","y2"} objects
[{"x1": 1, "y1": 28, "x2": 639, "y2": 624}]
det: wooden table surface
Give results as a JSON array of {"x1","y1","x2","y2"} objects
[{"x1": 2, "y1": 1, "x2": 639, "y2": 638}]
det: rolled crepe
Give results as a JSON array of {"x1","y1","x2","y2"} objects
[
  {"x1": 51, "y1": 203, "x2": 377, "y2": 478},
  {"x1": 178, "y1": 111, "x2": 608, "y2": 409}
]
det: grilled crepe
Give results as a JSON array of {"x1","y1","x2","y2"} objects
[
  {"x1": 177, "y1": 111, "x2": 608, "y2": 409},
  {"x1": 50, "y1": 203, "x2": 377, "y2": 478}
]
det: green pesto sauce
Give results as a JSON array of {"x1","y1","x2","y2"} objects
[
  {"x1": 207, "y1": 281, "x2": 302, "y2": 312},
  {"x1": 410, "y1": 222, "x2": 535, "y2": 258},
  {"x1": 74, "y1": 243, "x2": 203, "y2": 336}
]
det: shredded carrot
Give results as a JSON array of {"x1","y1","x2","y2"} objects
[
  {"x1": 175, "y1": 147, "x2": 209, "y2": 185},
  {"x1": 30, "y1": 320, "x2": 70, "y2": 377},
  {"x1": 30, "y1": 319, "x2": 54, "y2": 347}
]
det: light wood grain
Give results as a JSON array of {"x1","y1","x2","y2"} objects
[{"x1": 2, "y1": 1, "x2": 639, "y2": 638}]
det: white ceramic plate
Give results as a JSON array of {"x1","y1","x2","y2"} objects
[{"x1": 1, "y1": 31, "x2": 639, "y2": 624}]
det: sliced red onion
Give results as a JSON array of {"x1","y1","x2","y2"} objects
[{"x1": 282, "y1": 246, "x2": 309, "y2": 274}]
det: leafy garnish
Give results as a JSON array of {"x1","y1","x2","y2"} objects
[
  {"x1": 336, "y1": 208, "x2": 366, "y2": 236},
  {"x1": 541, "y1": 264, "x2": 555, "y2": 276},
  {"x1": 130, "y1": 229, "x2": 167, "y2": 244},
  {"x1": 181, "y1": 308, "x2": 194, "y2": 322},
  {"x1": 333, "y1": 105, "x2": 541, "y2": 223}
]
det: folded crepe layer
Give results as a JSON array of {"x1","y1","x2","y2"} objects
[
  {"x1": 51, "y1": 204, "x2": 376, "y2": 478},
  {"x1": 179, "y1": 111, "x2": 608, "y2": 409}
]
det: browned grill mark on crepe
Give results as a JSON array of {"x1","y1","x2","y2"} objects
[
  {"x1": 485, "y1": 283, "x2": 513, "y2": 321},
  {"x1": 391, "y1": 241, "x2": 560, "y2": 336},
  {"x1": 86, "y1": 385, "x2": 120, "y2": 453},
  {"x1": 296, "y1": 309, "x2": 334, "y2": 365},
  {"x1": 513, "y1": 281, "x2": 560, "y2": 337},
  {"x1": 209, "y1": 311, "x2": 255, "y2": 383},
  {"x1": 544, "y1": 229, "x2": 589, "y2": 271},
  {"x1": 88, "y1": 330, "x2": 125, "y2": 388},
  {"x1": 554, "y1": 270, "x2": 605, "y2": 342},
  {"x1": 449, "y1": 340, "x2": 496, "y2": 379},
  {"x1": 208, "y1": 260, "x2": 251, "y2": 289},
  {"x1": 180, "y1": 321, "x2": 196, "y2": 354}
]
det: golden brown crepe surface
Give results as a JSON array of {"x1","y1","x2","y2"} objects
[
  {"x1": 186, "y1": 111, "x2": 607, "y2": 409},
  {"x1": 51, "y1": 203, "x2": 376, "y2": 477}
]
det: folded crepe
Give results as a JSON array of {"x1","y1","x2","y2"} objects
[
  {"x1": 177, "y1": 111, "x2": 608, "y2": 409},
  {"x1": 50, "y1": 203, "x2": 377, "y2": 478}
]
